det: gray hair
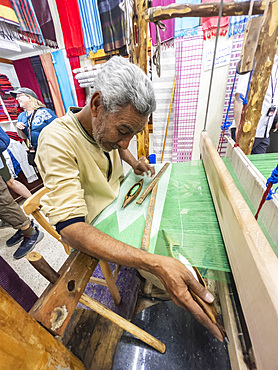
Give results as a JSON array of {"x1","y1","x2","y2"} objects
[{"x1": 91, "y1": 56, "x2": 156, "y2": 116}]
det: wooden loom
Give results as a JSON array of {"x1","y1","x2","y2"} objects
[
  {"x1": 1, "y1": 131, "x2": 277, "y2": 368},
  {"x1": 200, "y1": 132, "x2": 278, "y2": 370}
]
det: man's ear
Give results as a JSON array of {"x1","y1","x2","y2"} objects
[{"x1": 90, "y1": 91, "x2": 102, "y2": 117}]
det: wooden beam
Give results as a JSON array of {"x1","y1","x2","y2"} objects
[
  {"x1": 0, "y1": 287, "x2": 84, "y2": 369},
  {"x1": 143, "y1": 1, "x2": 264, "y2": 22},
  {"x1": 29, "y1": 251, "x2": 99, "y2": 335},
  {"x1": 238, "y1": 0, "x2": 278, "y2": 154},
  {"x1": 200, "y1": 131, "x2": 278, "y2": 370},
  {"x1": 132, "y1": 0, "x2": 149, "y2": 159}
]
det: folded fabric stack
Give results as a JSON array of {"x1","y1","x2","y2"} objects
[
  {"x1": 0, "y1": 74, "x2": 22, "y2": 122},
  {"x1": 74, "y1": 64, "x2": 103, "y2": 88}
]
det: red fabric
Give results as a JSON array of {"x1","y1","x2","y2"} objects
[
  {"x1": 12, "y1": 58, "x2": 45, "y2": 103},
  {"x1": 55, "y1": 0, "x2": 86, "y2": 58},
  {"x1": 6, "y1": 131, "x2": 24, "y2": 143},
  {"x1": 69, "y1": 56, "x2": 86, "y2": 108},
  {"x1": 201, "y1": 0, "x2": 230, "y2": 40}
]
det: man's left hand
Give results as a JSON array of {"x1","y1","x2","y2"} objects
[{"x1": 133, "y1": 157, "x2": 155, "y2": 177}]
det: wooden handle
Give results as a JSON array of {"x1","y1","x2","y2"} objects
[
  {"x1": 136, "y1": 162, "x2": 169, "y2": 205},
  {"x1": 80, "y1": 293, "x2": 165, "y2": 353},
  {"x1": 140, "y1": 182, "x2": 158, "y2": 252},
  {"x1": 26, "y1": 251, "x2": 60, "y2": 284}
]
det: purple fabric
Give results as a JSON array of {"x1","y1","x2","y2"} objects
[
  {"x1": 0, "y1": 256, "x2": 38, "y2": 312},
  {"x1": 149, "y1": 0, "x2": 175, "y2": 46},
  {"x1": 78, "y1": 263, "x2": 141, "y2": 320},
  {"x1": 13, "y1": 58, "x2": 45, "y2": 104}
]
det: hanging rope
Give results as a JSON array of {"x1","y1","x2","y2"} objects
[
  {"x1": 148, "y1": 7, "x2": 166, "y2": 77},
  {"x1": 255, "y1": 164, "x2": 278, "y2": 220}
]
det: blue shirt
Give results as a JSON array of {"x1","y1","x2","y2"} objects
[{"x1": 18, "y1": 108, "x2": 57, "y2": 149}]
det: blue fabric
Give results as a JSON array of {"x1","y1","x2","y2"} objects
[
  {"x1": 175, "y1": 0, "x2": 200, "y2": 38},
  {"x1": 7, "y1": 149, "x2": 21, "y2": 175},
  {"x1": 78, "y1": 0, "x2": 103, "y2": 55},
  {"x1": 51, "y1": 50, "x2": 75, "y2": 111},
  {"x1": 0, "y1": 127, "x2": 10, "y2": 153},
  {"x1": 18, "y1": 108, "x2": 57, "y2": 149},
  {"x1": 56, "y1": 216, "x2": 85, "y2": 233}
]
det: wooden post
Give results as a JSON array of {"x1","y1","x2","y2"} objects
[
  {"x1": 131, "y1": 0, "x2": 149, "y2": 160},
  {"x1": 238, "y1": 0, "x2": 278, "y2": 154},
  {"x1": 0, "y1": 287, "x2": 84, "y2": 369}
]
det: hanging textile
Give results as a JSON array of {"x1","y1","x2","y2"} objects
[
  {"x1": 62, "y1": 50, "x2": 78, "y2": 107},
  {"x1": 51, "y1": 50, "x2": 75, "y2": 112},
  {"x1": 29, "y1": 0, "x2": 58, "y2": 48},
  {"x1": 77, "y1": 0, "x2": 103, "y2": 55},
  {"x1": 13, "y1": 58, "x2": 45, "y2": 103},
  {"x1": 152, "y1": 41, "x2": 176, "y2": 162},
  {"x1": 201, "y1": 0, "x2": 230, "y2": 40},
  {"x1": 218, "y1": 32, "x2": 244, "y2": 156},
  {"x1": 29, "y1": 55, "x2": 55, "y2": 111},
  {"x1": 175, "y1": 0, "x2": 200, "y2": 38},
  {"x1": 10, "y1": 0, "x2": 45, "y2": 45},
  {"x1": 97, "y1": 0, "x2": 126, "y2": 53},
  {"x1": 0, "y1": 0, "x2": 19, "y2": 26},
  {"x1": 39, "y1": 53, "x2": 66, "y2": 117},
  {"x1": 69, "y1": 56, "x2": 87, "y2": 108},
  {"x1": 55, "y1": 0, "x2": 86, "y2": 57},
  {"x1": 149, "y1": 0, "x2": 175, "y2": 46},
  {"x1": 172, "y1": 27, "x2": 203, "y2": 162}
]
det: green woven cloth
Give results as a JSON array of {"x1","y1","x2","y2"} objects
[
  {"x1": 93, "y1": 162, "x2": 230, "y2": 279},
  {"x1": 247, "y1": 153, "x2": 278, "y2": 180},
  {"x1": 223, "y1": 154, "x2": 278, "y2": 257}
]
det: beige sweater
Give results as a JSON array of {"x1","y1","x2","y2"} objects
[{"x1": 36, "y1": 111, "x2": 124, "y2": 226}]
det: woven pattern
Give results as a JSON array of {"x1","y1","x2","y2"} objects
[{"x1": 172, "y1": 28, "x2": 203, "y2": 162}]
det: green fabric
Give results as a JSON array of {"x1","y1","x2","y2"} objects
[
  {"x1": 93, "y1": 162, "x2": 230, "y2": 280},
  {"x1": 247, "y1": 153, "x2": 278, "y2": 180},
  {"x1": 222, "y1": 156, "x2": 278, "y2": 257}
]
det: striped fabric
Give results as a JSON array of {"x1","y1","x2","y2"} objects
[
  {"x1": 152, "y1": 41, "x2": 176, "y2": 163},
  {"x1": 10, "y1": 0, "x2": 44, "y2": 45},
  {"x1": 78, "y1": 0, "x2": 103, "y2": 55},
  {"x1": 173, "y1": 28, "x2": 203, "y2": 162},
  {"x1": 97, "y1": 0, "x2": 126, "y2": 53}
]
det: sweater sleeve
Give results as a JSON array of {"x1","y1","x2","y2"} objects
[{"x1": 35, "y1": 125, "x2": 88, "y2": 226}]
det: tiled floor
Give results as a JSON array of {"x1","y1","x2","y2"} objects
[{"x1": 0, "y1": 201, "x2": 68, "y2": 296}]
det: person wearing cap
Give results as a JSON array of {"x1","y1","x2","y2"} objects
[
  {"x1": 36, "y1": 56, "x2": 223, "y2": 341},
  {"x1": 10, "y1": 88, "x2": 57, "y2": 157}
]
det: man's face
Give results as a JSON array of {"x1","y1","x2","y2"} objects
[
  {"x1": 92, "y1": 104, "x2": 148, "y2": 152},
  {"x1": 16, "y1": 93, "x2": 31, "y2": 109}
]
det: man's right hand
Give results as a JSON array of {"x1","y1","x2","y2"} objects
[{"x1": 151, "y1": 255, "x2": 223, "y2": 341}]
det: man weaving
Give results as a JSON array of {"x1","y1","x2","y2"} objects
[{"x1": 36, "y1": 56, "x2": 222, "y2": 341}]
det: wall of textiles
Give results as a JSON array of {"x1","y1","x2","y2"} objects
[
  {"x1": 0, "y1": 0, "x2": 254, "y2": 167},
  {"x1": 150, "y1": 0, "x2": 250, "y2": 161}
]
